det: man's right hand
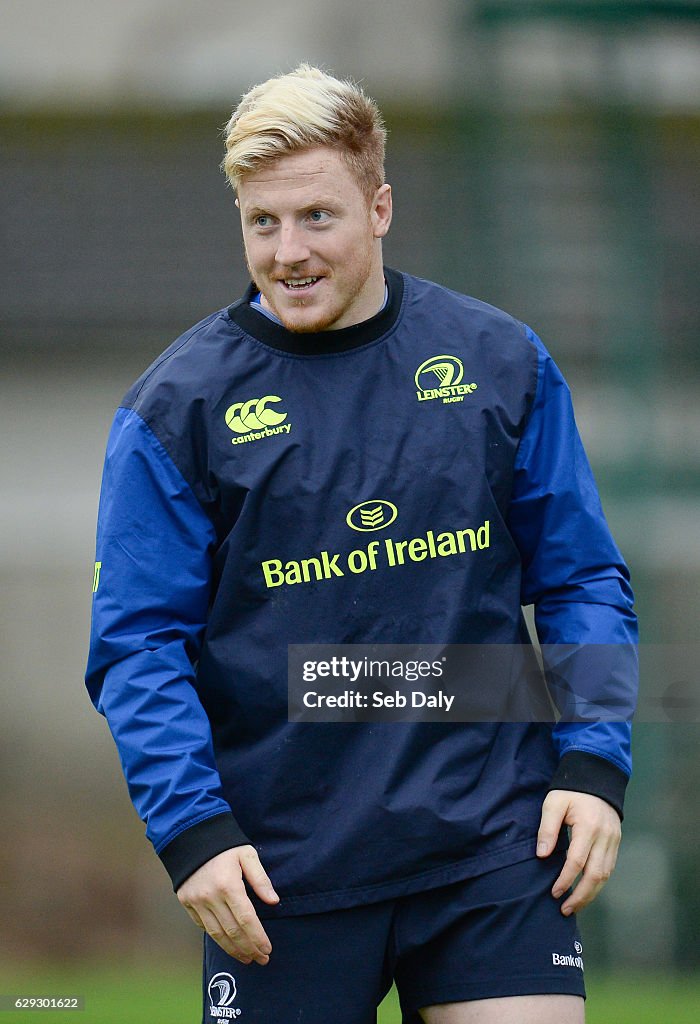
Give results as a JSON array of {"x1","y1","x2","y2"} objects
[{"x1": 176, "y1": 846, "x2": 280, "y2": 965}]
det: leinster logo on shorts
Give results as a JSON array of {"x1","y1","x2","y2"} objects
[
  {"x1": 414, "y1": 355, "x2": 477, "y2": 405},
  {"x1": 208, "y1": 972, "x2": 241, "y2": 1018},
  {"x1": 225, "y1": 395, "x2": 292, "y2": 445}
]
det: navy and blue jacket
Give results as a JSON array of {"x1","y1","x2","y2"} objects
[{"x1": 86, "y1": 269, "x2": 637, "y2": 915}]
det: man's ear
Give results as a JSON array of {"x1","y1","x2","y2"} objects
[
  {"x1": 235, "y1": 197, "x2": 240, "y2": 209},
  {"x1": 371, "y1": 184, "x2": 392, "y2": 239}
]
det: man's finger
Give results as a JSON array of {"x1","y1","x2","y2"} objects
[
  {"x1": 182, "y1": 903, "x2": 206, "y2": 931},
  {"x1": 223, "y1": 891, "x2": 274, "y2": 961},
  {"x1": 238, "y1": 846, "x2": 280, "y2": 904},
  {"x1": 560, "y1": 836, "x2": 619, "y2": 915},
  {"x1": 196, "y1": 905, "x2": 254, "y2": 965},
  {"x1": 536, "y1": 790, "x2": 569, "y2": 856},
  {"x1": 214, "y1": 897, "x2": 272, "y2": 964},
  {"x1": 551, "y1": 838, "x2": 591, "y2": 901},
  {"x1": 560, "y1": 870, "x2": 604, "y2": 915}
]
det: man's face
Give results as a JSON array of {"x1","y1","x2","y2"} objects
[{"x1": 236, "y1": 147, "x2": 392, "y2": 333}]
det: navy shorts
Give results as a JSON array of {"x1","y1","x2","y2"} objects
[{"x1": 203, "y1": 852, "x2": 585, "y2": 1024}]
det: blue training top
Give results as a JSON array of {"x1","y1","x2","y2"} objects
[{"x1": 86, "y1": 268, "x2": 637, "y2": 915}]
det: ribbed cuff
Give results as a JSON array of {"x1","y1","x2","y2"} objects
[
  {"x1": 159, "y1": 813, "x2": 252, "y2": 891},
  {"x1": 548, "y1": 750, "x2": 629, "y2": 820}
]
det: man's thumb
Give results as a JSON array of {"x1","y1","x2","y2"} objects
[{"x1": 537, "y1": 790, "x2": 567, "y2": 857}]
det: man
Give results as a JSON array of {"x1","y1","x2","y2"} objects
[{"x1": 86, "y1": 65, "x2": 637, "y2": 1023}]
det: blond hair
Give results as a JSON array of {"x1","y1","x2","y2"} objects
[{"x1": 222, "y1": 64, "x2": 386, "y2": 199}]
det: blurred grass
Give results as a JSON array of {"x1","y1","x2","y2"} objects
[{"x1": 0, "y1": 964, "x2": 699, "y2": 1022}]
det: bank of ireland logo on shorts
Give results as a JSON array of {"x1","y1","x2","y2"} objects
[
  {"x1": 225, "y1": 395, "x2": 292, "y2": 445},
  {"x1": 208, "y1": 972, "x2": 241, "y2": 1018},
  {"x1": 346, "y1": 499, "x2": 398, "y2": 533},
  {"x1": 415, "y1": 354, "x2": 477, "y2": 405},
  {"x1": 552, "y1": 941, "x2": 584, "y2": 970}
]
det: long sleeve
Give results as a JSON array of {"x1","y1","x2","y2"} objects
[
  {"x1": 85, "y1": 406, "x2": 251, "y2": 888},
  {"x1": 508, "y1": 327, "x2": 638, "y2": 817}
]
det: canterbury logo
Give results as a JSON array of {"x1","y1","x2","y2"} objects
[
  {"x1": 346, "y1": 500, "x2": 398, "y2": 533},
  {"x1": 415, "y1": 355, "x2": 464, "y2": 390},
  {"x1": 225, "y1": 395, "x2": 287, "y2": 433}
]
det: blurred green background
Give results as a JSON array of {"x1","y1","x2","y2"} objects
[
  {"x1": 0, "y1": 965, "x2": 700, "y2": 1023},
  {"x1": 1, "y1": 1, "x2": 699, "y2": 1019}
]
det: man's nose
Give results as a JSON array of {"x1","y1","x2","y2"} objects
[{"x1": 275, "y1": 224, "x2": 311, "y2": 266}]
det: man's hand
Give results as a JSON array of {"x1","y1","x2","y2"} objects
[
  {"x1": 536, "y1": 790, "x2": 621, "y2": 916},
  {"x1": 176, "y1": 846, "x2": 280, "y2": 965}
]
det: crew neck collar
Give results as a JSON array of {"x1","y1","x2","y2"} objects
[{"x1": 227, "y1": 267, "x2": 405, "y2": 355}]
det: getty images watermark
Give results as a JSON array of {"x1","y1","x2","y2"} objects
[{"x1": 288, "y1": 644, "x2": 697, "y2": 723}]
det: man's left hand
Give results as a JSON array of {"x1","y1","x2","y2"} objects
[{"x1": 536, "y1": 789, "x2": 621, "y2": 915}]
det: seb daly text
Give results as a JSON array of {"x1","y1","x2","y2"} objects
[{"x1": 261, "y1": 520, "x2": 490, "y2": 589}]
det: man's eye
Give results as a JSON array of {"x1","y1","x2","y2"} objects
[
  {"x1": 308, "y1": 210, "x2": 330, "y2": 223},
  {"x1": 254, "y1": 215, "x2": 273, "y2": 227}
]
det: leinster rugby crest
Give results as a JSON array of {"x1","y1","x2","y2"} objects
[
  {"x1": 414, "y1": 355, "x2": 477, "y2": 405},
  {"x1": 207, "y1": 972, "x2": 241, "y2": 1018}
]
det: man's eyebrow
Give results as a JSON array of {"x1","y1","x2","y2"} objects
[
  {"x1": 298, "y1": 197, "x2": 341, "y2": 210},
  {"x1": 244, "y1": 198, "x2": 342, "y2": 219}
]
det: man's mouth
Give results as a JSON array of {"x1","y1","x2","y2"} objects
[{"x1": 281, "y1": 276, "x2": 320, "y2": 292}]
